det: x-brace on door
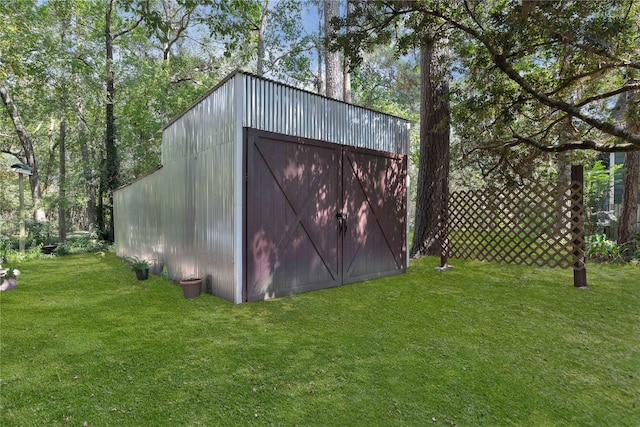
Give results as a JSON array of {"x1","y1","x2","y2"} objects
[{"x1": 245, "y1": 129, "x2": 406, "y2": 301}]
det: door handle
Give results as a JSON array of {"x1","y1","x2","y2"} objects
[{"x1": 336, "y1": 211, "x2": 348, "y2": 233}]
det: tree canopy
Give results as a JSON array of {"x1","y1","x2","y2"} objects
[
  {"x1": 334, "y1": 0, "x2": 640, "y2": 153},
  {"x1": 1, "y1": 0, "x2": 638, "y2": 243},
  {"x1": 1, "y1": 0, "x2": 323, "y2": 240}
]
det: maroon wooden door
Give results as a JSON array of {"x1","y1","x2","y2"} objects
[
  {"x1": 245, "y1": 129, "x2": 406, "y2": 301},
  {"x1": 245, "y1": 130, "x2": 342, "y2": 301},
  {"x1": 342, "y1": 147, "x2": 407, "y2": 284}
]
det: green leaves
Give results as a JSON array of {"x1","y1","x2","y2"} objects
[{"x1": 333, "y1": 0, "x2": 640, "y2": 159}]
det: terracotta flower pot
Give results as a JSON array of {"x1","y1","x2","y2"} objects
[
  {"x1": 180, "y1": 278, "x2": 203, "y2": 298},
  {"x1": 0, "y1": 278, "x2": 17, "y2": 292}
]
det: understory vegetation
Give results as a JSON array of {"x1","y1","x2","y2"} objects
[
  {"x1": 0, "y1": 232, "x2": 111, "y2": 263},
  {"x1": 1, "y1": 253, "x2": 638, "y2": 426}
]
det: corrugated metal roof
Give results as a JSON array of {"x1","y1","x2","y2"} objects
[{"x1": 162, "y1": 69, "x2": 410, "y2": 155}]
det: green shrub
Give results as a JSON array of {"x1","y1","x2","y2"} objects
[
  {"x1": 24, "y1": 220, "x2": 56, "y2": 246},
  {"x1": 54, "y1": 236, "x2": 111, "y2": 255},
  {"x1": 586, "y1": 233, "x2": 623, "y2": 262},
  {"x1": 0, "y1": 234, "x2": 111, "y2": 261},
  {"x1": 0, "y1": 236, "x2": 12, "y2": 263},
  {"x1": 53, "y1": 244, "x2": 69, "y2": 256},
  {"x1": 5, "y1": 246, "x2": 47, "y2": 262}
]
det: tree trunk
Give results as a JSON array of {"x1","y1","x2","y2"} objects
[
  {"x1": 77, "y1": 101, "x2": 97, "y2": 233},
  {"x1": 101, "y1": 0, "x2": 142, "y2": 240},
  {"x1": 617, "y1": 87, "x2": 639, "y2": 254},
  {"x1": 342, "y1": 0, "x2": 352, "y2": 103},
  {"x1": 556, "y1": 125, "x2": 574, "y2": 234},
  {"x1": 256, "y1": 2, "x2": 268, "y2": 77},
  {"x1": 103, "y1": 0, "x2": 119, "y2": 242},
  {"x1": 618, "y1": 150, "x2": 639, "y2": 252},
  {"x1": 315, "y1": 0, "x2": 323, "y2": 94},
  {"x1": 45, "y1": 116, "x2": 57, "y2": 196},
  {"x1": 162, "y1": 0, "x2": 173, "y2": 62},
  {"x1": 58, "y1": 116, "x2": 67, "y2": 242},
  {"x1": 556, "y1": 153, "x2": 572, "y2": 186},
  {"x1": 0, "y1": 82, "x2": 45, "y2": 222},
  {"x1": 342, "y1": 62, "x2": 351, "y2": 103},
  {"x1": 324, "y1": 0, "x2": 340, "y2": 99},
  {"x1": 410, "y1": 36, "x2": 451, "y2": 258},
  {"x1": 97, "y1": 180, "x2": 105, "y2": 239}
]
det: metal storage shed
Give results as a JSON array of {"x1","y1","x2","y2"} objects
[{"x1": 114, "y1": 70, "x2": 410, "y2": 303}]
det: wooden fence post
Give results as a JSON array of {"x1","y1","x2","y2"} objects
[{"x1": 571, "y1": 165, "x2": 588, "y2": 288}]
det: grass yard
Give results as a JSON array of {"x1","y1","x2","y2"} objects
[{"x1": 1, "y1": 253, "x2": 639, "y2": 426}]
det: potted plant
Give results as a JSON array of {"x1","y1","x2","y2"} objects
[
  {"x1": 126, "y1": 256, "x2": 150, "y2": 281},
  {"x1": 0, "y1": 265, "x2": 20, "y2": 292},
  {"x1": 179, "y1": 277, "x2": 203, "y2": 298}
]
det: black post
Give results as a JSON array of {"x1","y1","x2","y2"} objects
[
  {"x1": 571, "y1": 165, "x2": 588, "y2": 288},
  {"x1": 439, "y1": 176, "x2": 450, "y2": 269}
]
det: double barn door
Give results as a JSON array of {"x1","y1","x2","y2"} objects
[{"x1": 245, "y1": 129, "x2": 406, "y2": 301}]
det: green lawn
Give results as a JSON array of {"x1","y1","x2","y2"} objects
[{"x1": 1, "y1": 253, "x2": 639, "y2": 426}]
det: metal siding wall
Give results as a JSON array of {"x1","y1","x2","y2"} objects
[
  {"x1": 162, "y1": 81, "x2": 236, "y2": 165},
  {"x1": 116, "y1": 76, "x2": 239, "y2": 303},
  {"x1": 233, "y1": 76, "x2": 245, "y2": 303},
  {"x1": 114, "y1": 170, "x2": 164, "y2": 271},
  {"x1": 162, "y1": 77, "x2": 238, "y2": 302},
  {"x1": 242, "y1": 74, "x2": 410, "y2": 155}
]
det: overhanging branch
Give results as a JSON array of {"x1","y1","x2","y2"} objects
[
  {"x1": 511, "y1": 133, "x2": 638, "y2": 153},
  {"x1": 114, "y1": 16, "x2": 144, "y2": 40},
  {"x1": 419, "y1": 7, "x2": 640, "y2": 148},
  {"x1": 576, "y1": 83, "x2": 640, "y2": 108}
]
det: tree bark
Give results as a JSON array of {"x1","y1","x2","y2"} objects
[
  {"x1": 342, "y1": 59, "x2": 351, "y2": 102},
  {"x1": 256, "y1": 2, "x2": 268, "y2": 77},
  {"x1": 342, "y1": 0, "x2": 352, "y2": 103},
  {"x1": 618, "y1": 149, "x2": 639, "y2": 252},
  {"x1": 58, "y1": 116, "x2": 67, "y2": 242},
  {"x1": 100, "y1": 2, "x2": 142, "y2": 241},
  {"x1": 77, "y1": 101, "x2": 97, "y2": 233},
  {"x1": 556, "y1": 121, "x2": 575, "y2": 234},
  {"x1": 315, "y1": 0, "x2": 323, "y2": 94},
  {"x1": 616, "y1": 88, "x2": 639, "y2": 254},
  {"x1": 0, "y1": 82, "x2": 45, "y2": 222},
  {"x1": 410, "y1": 36, "x2": 451, "y2": 258},
  {"x1": 103, "y1": 0, "x2": 119, "y2": 242},
  {"x1": 162, "y1": 0, "x2": 174, "y2": 62},
  {"x1": 324, "y1": 0, "x2": 340, "y2": 99}
]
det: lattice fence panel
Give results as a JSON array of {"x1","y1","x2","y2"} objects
[{"x1": 444, "y1": 177, "x2": 585, "y2": 270}]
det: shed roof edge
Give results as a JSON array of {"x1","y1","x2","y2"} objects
[
  {"x1": 161, "y1": 69, "x2": 411, "y2": 132},
  {"x1": 114, "y1": 163, "x2": 164, "y2": 193}
]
